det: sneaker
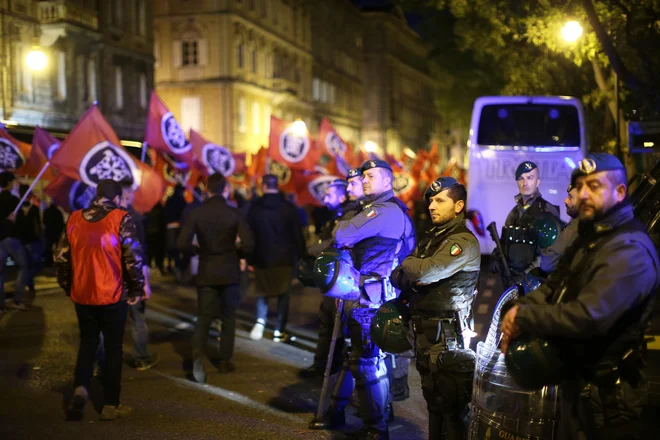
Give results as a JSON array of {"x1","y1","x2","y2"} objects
[
  {"x1": 99, "y1": 404, "x2": 133, "y2": 421},
  {"x1": 192, "y1": 358, "x2": 206, "y2": 383},
  {"x1": 134, "y1": 353, "x2": 160, "y2": 371},
  {"x1": 273, "y1": 330, "x2": 295, "y2": 342},
  {"x1": 67, "y1": 386, "x2": 88, "y2": 419},
  {"x1": 249, "y1": 322, "x2": 265, "y2": 341},
  {"x1": 216, "y1": 360, "x2": 236, "y2": 374}
]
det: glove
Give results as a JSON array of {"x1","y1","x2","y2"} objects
[{"x1": 390, "y1": 266, "x2": 412, "y2": 291}]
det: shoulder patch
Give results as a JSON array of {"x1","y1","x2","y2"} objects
[
  {"x1": 449, "y1": 243, "x2": 462, "y2": 256},
  {"x1": 366, "y1": 207, "x2": 378, "y2": 219}
]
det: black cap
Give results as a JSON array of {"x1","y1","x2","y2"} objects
[
  {"x1": 361, "y1": 159, "x2": 392, "y2": 173},
  {"x1": 567, "y1": 168, "x2": 580, "y2": 193},
  {"x1": 346, "y1": 168, "x2": 361, "y2": 180},
  {"x1": 574, "y1": 153, "x2": 625, "y2": 177},
  {"x1": 515, "y1": 161, "x2": 538, "y2": 180},
  {"x1": 424, "y1": 177, "x2": 461, "y2": 201}
]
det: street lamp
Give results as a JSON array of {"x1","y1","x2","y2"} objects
[
  {"x1": 291, "y1": 119, "x2": 307, "y2": 136},
  {"x1": 26, "y1": 48, "x2": 47, "y2": 71},
  {"x1": 561, "y1": 21, "x2": 583, "y2": 43},
  {"x1": 364, "y1": 140, "x2": 378, "y2": 153}
]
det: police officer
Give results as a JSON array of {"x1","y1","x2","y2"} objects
[
  {"x1": 300, "y1": 177, "x2": 360, "y2": 379},
  {"x1": 312, "y1": 160, "x2": 411, "y2": 440},
  {"x1": 540, "y1": 170, "x2": 580, "y2": 274},
  {"x1": 501, "y1": 153, "x2": 660, "y2": 440},
  {"x1": 500, "y1": 161, "x2": 561, "y2": 282},
  {"x1": 346, "y1": 167, "x2": 365, "y2": 203},
  {"x1": 391, "y1": 177, "x2": 481, "y2": 440}
]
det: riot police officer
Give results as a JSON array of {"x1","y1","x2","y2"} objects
[
  {"x1": 390, "y1": 177, "x2": 481, "y2": 440},
  {"x1": 501, "y1": 153, "x2": 660, "y2": 440},
  {"x1": 312, "y1": 159, "x2": 411, "y2": 440},
  {"x1": 500, "y1": 161, "x2": 561, "y2": 282},
  {"x1": 300, "y1": 177, "x2": 360, "y2": 379}
]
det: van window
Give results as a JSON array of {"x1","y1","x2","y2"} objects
[{"x1": 477, "y1": 104, "x2": 580, "y2": 149}]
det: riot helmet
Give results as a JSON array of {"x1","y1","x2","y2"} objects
[
  {"x1": 370, "y1": 299, "x2": 413, "y2": 354},
  {"x1": 532, "y1": 211, "x2": 563, "y2": 248},
  {"x1": 296, "y1": 255, "x2": 317, "y2": 287},
  {"x1": 312, "y1": 248, "x2": 360, "y2": 300},
  {"x1": 505, "y1": 333, "x2": 563, "y2": 390}
]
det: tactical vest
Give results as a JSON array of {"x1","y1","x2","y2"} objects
[{"x1": 67, "y1": 208, "x2": 127, "y2": 306}]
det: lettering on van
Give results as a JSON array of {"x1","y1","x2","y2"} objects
[{"x1": 482, "y1": 157, "x2": 572, "y2": 182}]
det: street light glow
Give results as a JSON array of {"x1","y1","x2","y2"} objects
[
  {"x1": 26, "y1": 48, "x2": 47, "y2": 71},
  {"x1": 364, "y1": 140, "x2": 378, "y2": 152},
  {"x1": 291, "y1": 119, "x2": 307, "y2": 136},
  {"x1": 561, "y1": 21, "x2": 583, "y2": 43}
]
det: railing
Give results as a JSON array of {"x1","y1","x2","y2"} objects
[{"x1": 37, "y1": 1, "x2": 98, "y2": 30}]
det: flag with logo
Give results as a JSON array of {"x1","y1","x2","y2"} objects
[
  {"x1": 0, "y1": 125, "x2": 31, "y2": 174},
  {"x1": 22, "y1": 126, "x2": 60, "y2": 180},
  {"x1": 44, "y1": 175, "x2": 96, "y2": 212},
  {"x1": 246, "y1": 147, "x2": 268, "y2": 183},
  {"x1": 266, "y1": 159, "x2": 295, "y2": 193},
  {"x1": 189, "y1": 129, "x2": 246, "y2": 177},
  {"x1": 390, "y1": 156, "x2": 419, "y2": 206},
  {"x1": 291, "y1": 170, "x2": 340, "y2": 207},
  {"x1": 268, "y1": 116, "x2": 319, "y2": 170},
  {"x1": 50, "y1": 104, "x2": 167, "y2": 213},
  {"x1": 144, "y1": 91, "x2": 193, "y2": 166}
]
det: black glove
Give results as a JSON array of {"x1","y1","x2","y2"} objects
[{"x1": 390, "y1": 266, "x2": 412, "y2": 291}]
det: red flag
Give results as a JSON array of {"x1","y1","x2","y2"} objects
[
  {"x1": 266, "y1": 159, "x2": 295, "y2": 193},
  {"x1": 247, "y1": 147, "x2": 268, "y2": 183},
  {"x1": 391, "y1": 159, "x2": 420, "y2": 205},
  {"x1": 23, "y1": 126, "x2": 59, "y2": 180},
  {"x1": 318, "y1": 119, "x2": 350, "y2": 158},
  {"x1": 150, "y1": 149, "x2": 200, "y2": 189},
  {"x1": 144, "y1": 91, "x2": 193, "y2": 165},
  {"x1": 268, "y1": 116, "x2": 319, "y2": 170},
  {"x1": 0, "y1": 125, "x2": 31, "y2": 173},
  {"x1": 50, "y1": 105, "x2": 166, "y2": 213},
  {"x1": 189, "y1": 129, "x2": 246, "y2": 177},
  {"x1": 44, "y1": 175, "x2": 96, "y2": 213},
  {"x1": 291, "y1": 170, "x2": 340, "y2": 207}
]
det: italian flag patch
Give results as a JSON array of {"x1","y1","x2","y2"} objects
[
  {"x1": 450, "y1": 243, "x2": 462, "y2": 256},
  {"x1": 366, "y1": 208, "x2": 378, "y2": 219}
]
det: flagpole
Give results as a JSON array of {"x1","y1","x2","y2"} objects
[
  {"x1": 141, "y1": 141, "x2": 148, "y2": 162},
  {"x1": 13, "y1": 162, "x2": 50, "y2": 215}
]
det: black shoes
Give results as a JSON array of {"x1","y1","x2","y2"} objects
[
  {"x1": 216, "y1": 360, "x2": 236, "y2": 374},
  {"x1": 308, "y1": 409, "x2": 346, "y2": 430}
]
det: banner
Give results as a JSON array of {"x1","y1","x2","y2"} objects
[
  {"x1": 268, "y1": 116, "x2": 319, "y2": 170},
  {"x1": 22, "y1": 126, "x2": 59, "y2": 180},
  {"x1": 189, "y1": 129, "x2": 246, "y2": 177},
  {"x1": 0, "y1": 125, "x2": 31, "y2": 173},
  {"x1": 291, "y1": 170, "x2": 340, "y2": 207},
  {"x1": 144, "y1": 91, "x2": 193, "y2": 165},
  {"x1": 391, "y1": 157, "x2": 419, "y2": 206},
  {"x1": 50, "y1": 105, "x2": 166, "y2": 213},
  {"x1": 44, "y1": 175, "x2": 95, "y2": 213}
]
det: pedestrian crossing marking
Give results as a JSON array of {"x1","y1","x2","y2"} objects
[{"x1": 476, "y1": 303, "x2": 490, "y2": 315}]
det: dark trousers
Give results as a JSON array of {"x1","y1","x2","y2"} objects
[
  {"x1": 24, "y1": 241, "x2": 43, "y2": 293},
  {"x1": 74, "y1": 301, "x2": 128, "y2": 406},
  {"x1": 147, "y1": 232, "x2": 165, "y2": 271},
  {"x1": 192, "y1": 284, "x2": 241, "y2": 361},
  {"x1": 256, "y1": 294, "x2": 289, "y2": 332},
  {"x1": 314, "y1": 296, "x2": 344, "y2": 372}
]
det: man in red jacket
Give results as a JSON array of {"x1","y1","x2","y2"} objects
[{"x1": 55, "y1": 179, "x2": 145, "y2": 421}]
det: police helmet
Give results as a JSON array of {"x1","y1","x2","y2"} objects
[
  {"x1": 312, "y1": 248, "x2": 360, "y2": 300},
  {"x1": 370, "y1": 299, "x2": 413, "y2": 354},
  {"x1": 504, "y1": 333, "x2": 563, "y2": 390},
  {"x1": 532, "y1": 211, "x2": 563, "y2": 248},
  {"x1": 296, "y1": 255, "x2": 317, "y2": 287}
]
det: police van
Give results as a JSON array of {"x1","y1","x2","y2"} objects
[{"x1": 466, "y1": 96, "x2": 588, "y2": 254}]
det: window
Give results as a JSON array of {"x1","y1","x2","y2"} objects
[
  {"x1": 57, "y1": 51, "x2": 67, "y2": 99},
  {"x1": 237, "y1": 42, "x2": 245, "y2": 69},
  {"x1": 113, "y1": 0, "x2": 122, "y2": 27},
  {"x1": 182, "y1": 40, "x2": 199, "y2": 66},
  {"x1": 137, "y1": 0, "x2": 147, "y2": 36},
  {"x1": 114, "y1": 66, "x2": 123, "y2": 109},
  {"x1": 238, "y1": 97, "x2": 247, "y2": 133},
  {"x1": 87, "y1": 59, "x2": 97, "y2": 102},
  {"x1": 251, "y1": 48, "x2": 257, "y2": 74},
  {"x1": 181, "y1": 96, "x2": 201, "y2": 132},
  {"x1": 154, "y1": 38, "x2": 160, "y2": 68},
  {"x1": 312, "y1": 78, "x2": 319, "y2": 101},
  {"x1": 139, "y1": 73, "x2": 147, "y2": 109},
  {"x1": 320, "y1": 81, "x2": 327, "y2": 103},
  {"x1": 16, "y1": 44, "x2": 32, "y2": 95},
  {"x1": 329, "y1": 85, "x2": 335, "y2": 105},
  {"x1": 252, "y1": 102, "x2": 260, "y2": 135}
]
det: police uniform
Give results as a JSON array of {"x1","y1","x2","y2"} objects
[
  {"x1": 392, "y1": 177, "x2": 481, "y2": 440},
  {"x1": 501, "y1": 161, "x2": 561, "y2": 280},
  {"x1": 511, "y1": 154, "x2": 660, "y2": 440},
  {"x1": 324, "y1": 160, "x2": 411, "y2": 439}
]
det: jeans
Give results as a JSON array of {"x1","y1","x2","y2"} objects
[
  {"x1": 129, "y1": 301, "x2": 150, "y2": 360},
  {"x1": 24, "y1": 241, "x2": 44, "y2": 293},
  {"x1": 0, "y1": 237, "x2": 28, "y2": 306},
  {"x1": 256, "y1": 294, "x2": 289, "y2": 332},
  {"x1": 74, "y1": 301, "x2": 129, "y2": 406},
  {"x1": 192, "y1": 284, "x2": 241, "y2": 362}
]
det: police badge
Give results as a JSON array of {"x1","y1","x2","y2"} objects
[
  {"x1": 78, "y1": 141, "x2": 139, "y2": 189},
  {"x1": 161, "y1": 112, "x2": 192, "y2": 155},
  {"x1": 579, "y1": 158, "x2": 597, "y2": 174},
  {"x1": 0, "y1": 138, "x2": 26, "y2": 171},
  {"x1": 279, "y1": 127, "x2": 310, "y2": 163},
  {"x1": 201, "y1": 144, "x2": 235, "y2": 177}
]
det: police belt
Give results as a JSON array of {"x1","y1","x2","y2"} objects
[
  {"x1": 412, "y1": 312, "x2": 463, "y2": 373},
  {"x1": 501, "y1": 225, "x2": 537, "y2": 245}
]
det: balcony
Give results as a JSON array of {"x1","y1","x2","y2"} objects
[{"x1": 37, "y1": 1, "x2": 98, "y2": 30}]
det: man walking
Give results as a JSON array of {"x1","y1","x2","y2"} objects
[
  {"x1": 55, "y1": 179, "x2": 145, "y2": 420},
  {"x1": 177, "y1": 173, "x2": 254, "y2": 383}
]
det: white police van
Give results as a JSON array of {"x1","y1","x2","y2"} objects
[{"x1": 466, "y1": 96, "x2": 588, "y2": 254}]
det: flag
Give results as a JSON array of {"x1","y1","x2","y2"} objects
[
  {"x1": 246, "y1": 147, "x2": 268, "y2": 183},
  {"x1": 189, "y1": 129, "x2": 246, "y2": 177},
  {"x1": 266, "y1": 158, "x2": 295, "y2": 193},
  {"x1": 268, "y1": 116, "x2": 319, "y2": 170},
  {"x1": 50, "y1": 105, "x2": 166, "y2": 213},
  {"x1": 291, "y1": 170, "x2": 340, "y2": 207},
  {"x1": 22, "y1": 126, "x2": 59, "y2": 180},
  {"x1": 391, "y1": 159, "x2": 420, "y2": 206},
  {"x1": 318, "y1": 119, "x2": 350, "y2": 159},
  {"x1": 0, "y1": 125, "x2": 31, "y2": 173},
  {"x1": 44, "y1": 175, "x2": 96, "y2": 213},
  {"x1": 144, "y1": 91, "x2": 193, "y2": 165}
]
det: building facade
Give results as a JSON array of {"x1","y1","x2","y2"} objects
[
  {"x1": 154, "y1": 0, "x2": 313, "y2": 155},
  {"x1": 0, "y1": 0, "x2": 154, "y2": 140},
  {"x1": 361, "y1": 6, "x2": 440, "y2": 156}
]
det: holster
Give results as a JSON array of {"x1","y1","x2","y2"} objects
[{"x1": 412, "y1": 313, "x2": 463, "y2": 373}]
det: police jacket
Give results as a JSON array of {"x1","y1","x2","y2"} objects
[
  {"x1": 502, "y1": 190, "x2": 560, "y2": 274},
  {"x1": 514, "y1": 201, "x2": 660, "y2": 376},
  {"x1": 177, "y1": 195, "x2": 254, "y2": 286},
  {"x1": 333, "y1": 189, "x2": 408, "y2": 277},
  {"x1": 395, "y1": 213, "x2": 481, "y2": 319},
  {"x1": 55, "y1": 197, "x2": 145, "y2": 305}
]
